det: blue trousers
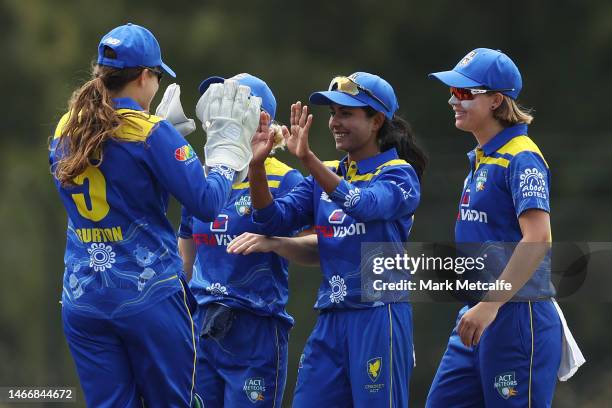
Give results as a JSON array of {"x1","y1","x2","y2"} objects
[
  {"x1": 63, "y1": 286, "x2": 197, "y2": 407},
  {"x1": 194, "y1": 306, "x2": 289, "y2": 407},
  {"x1": 293, "y1": 303, "x2": 414, "y2": 408},
  {"x1": 427, "y1": 301, "x2": 561, "y2": 407}
]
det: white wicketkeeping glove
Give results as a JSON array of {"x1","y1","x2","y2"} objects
[
  {"x1": 195, "y1": 80, "x2": 261, "y2": 183},
  {"x1": 155, "y1": 83, "x2": 196, "y2": 137}
]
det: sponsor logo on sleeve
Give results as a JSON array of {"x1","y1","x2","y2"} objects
[{"x1": 519, "y1": 168, "x2": 547, "y2": 199}]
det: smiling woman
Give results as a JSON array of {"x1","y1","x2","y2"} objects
[
  {"x1": 245, "y1": 72, "x2": 428, "y2": 407},
  {"x1": 426, "y1": 48, "x2": 583, "y2": 408}
]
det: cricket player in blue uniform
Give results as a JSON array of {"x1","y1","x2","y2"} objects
[
  {"x1": 49, "y1": 23, "x2": 261, "y2": 407},
  {"x1": 244, "y1": 72, "x2": 428, "y2": 407},
  {"x1": 426, "y1": 48, "x2": 562, "y2": 407},
  {"x1": 177, "y1": 73, "x2": 304, "y2": 407}
]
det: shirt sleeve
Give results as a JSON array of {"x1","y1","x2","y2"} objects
[
  {"x1": 329, "y1": 164, "x2": 420, "y2": 222},
  {"x1": 144, "y1": 121, "x2": 233, "y2": 222},
  {"x1": 252, "y1": 175, "x2": 314, "y2": 236},
  {"x1": 177, "y1": 206, "x2": 193, "y2": 239},
  {"x1": 507, "y1": 151, "x2": 551, "y2": 217},
  {"x1": 275, "y1": 169, "x2": 305, "y2": 197}
]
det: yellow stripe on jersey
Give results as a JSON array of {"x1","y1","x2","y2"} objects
[
  {"x1": 497, "y1": 135, "x2": 549, "y2": 168},
  {"x1": 476, "y1": 156, "x2": 510, "y2": 170},
  {"x1": 344, "y1": 158, "x2": 410, "y2": 182},
  {"x1": 232, "y1": 180, "x2": 281, "y2": 190},
  {"x1": 264, "y1": 157, "x2": 294, "y2": 177},
  {"x1": 322, "y1": 160, "x2": 340, "y2": 171},
  {"x1": 53, "y1": 112, "x2": 71, "y2": 139},
  {"x1": 114, "y1": 109, "x2": 162, "y2": 141},
  {"x1": 373, "y1": 159, "x2": 409, "y2": 175},
  {"x1": 53, "y1": 109, "x2": 162, "y2": 142}
]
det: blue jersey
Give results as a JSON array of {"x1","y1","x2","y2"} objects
[
  {"x1": 50, "y1": 97, "x2": 233, "y2": 319},
  {"x1": 253, "y1": 148, "x2": 420, "y2": 309},
  {"x1": 178, "y1": 158, "x2": 304, "y2": 326},
  {"x1": 455, "y1": 123, "x2": 555, "y2": 299}
]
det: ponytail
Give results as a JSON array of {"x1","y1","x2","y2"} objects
[
  {"x1": 53, "y1": 47, "x2": 146, "y2": 187},
  {"x1": 365, "y1": 107, "x2": 428, "y2": 181}
]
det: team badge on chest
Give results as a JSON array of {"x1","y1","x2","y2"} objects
[
  {"x1": 476, "y1": 169, "x2": 487, "y2": 191},
  {"x1": 235, "y1": 194, "x2": 252, "y2": 216}
]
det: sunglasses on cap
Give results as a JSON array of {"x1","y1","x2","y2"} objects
[
  {"x1": 329, "y1": 76, "x2": 390, "y2": 112},
  {"x1": 450, "y1": 86, "x2": 515, "y2": 101},
  {"x1": 141, "y1": 66, "x2": 164, "y2": 82}
]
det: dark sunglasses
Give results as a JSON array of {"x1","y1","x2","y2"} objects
[
  {"x1": 141, "y1": 66, "x2": 164, "y2": 82},
  {"x1": 449, "y1": 86, "x2": 515, "y2": 101},
  {"x1": 329, "y1": 76, "x2": 390, "y2": 112}
]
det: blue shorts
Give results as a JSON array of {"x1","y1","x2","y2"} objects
[
  {"x1": 426, "y1": 301, "x2": 561, "y2": 408},
  {"x1": 293, "y1": 303, "x2": 414, "y2": 408},
  {"x1": 194, "y1": 306, "x2": 289, "y2": 407},
  {"x1": 62, "y1": 283, "x2": 198, "y2": 408}
]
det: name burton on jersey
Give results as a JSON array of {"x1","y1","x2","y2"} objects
[{"x1": 75, "y1": 227, "x2": 123, "y2": 243}]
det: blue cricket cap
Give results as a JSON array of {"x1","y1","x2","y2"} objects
[
  {"x1": 428, "y1": 48, "x2": 522, "y2": 99},
  {"x1": 309, "y1": 72, "x2": 399, "y2": 120},
  {"x1": 97, "y1": 23, "x2": 176, "y2": 78},
  {"x1": 198, "y1": 73, "x2": 277, "y2": 120}
]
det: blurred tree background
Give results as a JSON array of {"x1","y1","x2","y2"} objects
[{"x1": 0, "y1": 0, "x2": 610, "y2": 406}]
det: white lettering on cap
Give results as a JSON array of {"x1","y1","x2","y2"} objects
[
  {"x1": 459, "y1": 51, "x2": 477, "y2": 66},
  {"x1": 104, "y1": 37, "x2": 121, "y2": 46}
]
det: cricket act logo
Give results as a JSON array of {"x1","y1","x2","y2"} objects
[
  {"x1": 244, "y1": 377, "x2": 265, "y2": 403},
  {"x1": 364, "y1": 357, "x2": 385, "y2": 393},
  {"x1": 367, "y1": 357, "x2": 382, "y2": 382},
  {"x1": 494, "y1": 372, "x2": 518, "y2": 399}
]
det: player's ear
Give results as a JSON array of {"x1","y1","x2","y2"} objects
[{"x1": 490, "y1": 93, "x2": 504, "y2": 110}]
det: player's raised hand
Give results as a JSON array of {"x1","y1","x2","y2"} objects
[
  {"x1": 283, "y1": 102, "x2": 313, "y2": 160},
  {"x1": 251, "y1": 111, "x2": 274, "y2": 166}
]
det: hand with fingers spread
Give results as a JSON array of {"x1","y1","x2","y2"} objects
[
  {"x1": 250, "y1": 111, "x2": 275, "y2": 167},
  {"x1": 283, "y1": 101, "x2": 313, "y2": 161},
  {"x1": 456, "y1": 302, "x2": 500, "y2": 347}
]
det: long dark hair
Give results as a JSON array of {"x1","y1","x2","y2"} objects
[
  {"x1": 53, "y1": 47, "x2": 147, "y2": 187},
  {"x1": 364, "y1": 107, "x2": 428, "y2": 181}
]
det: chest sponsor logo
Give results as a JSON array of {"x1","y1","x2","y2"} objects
[
  {"x1": 328, "y1": 209, "x2": 347, "y2": 224},
  {"x1": 210, "y1": 214, "x2": 229, "y2": 232},
  {"x1": 461, "y1": 188, "x2": 471, "y2": 207},
  {"x1": 458, "y1": 208, "x2": 488, "y2": 223},
  {"x1": 476, "y1": 169, "x2": 487, "y2": 191},
  {"x1": 235, "y1": 194, "x2": 252, "y2": 216},
  {"x1": 519, "y1": 168, "x2": 547, "y2": 199},
  {"x1": 315, "y1": 209, "x2": 366, "y2": 238},
  {"x1": 193, "y1": 233, "x2": 238, "y2": 247}
]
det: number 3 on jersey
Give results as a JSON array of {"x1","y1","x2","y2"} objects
[{"x1": 71, "y1": 167, "x2": 110, "y2": 221}]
